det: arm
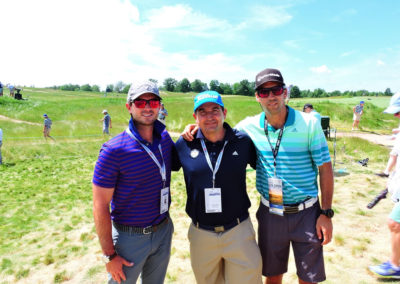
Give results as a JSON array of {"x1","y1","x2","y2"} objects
[
  {"x1": 93, "y1": 184, "x2": 133, "y2": 283},
  {"x1": 181, "y1": 124, "x2": 198, "y2": 141},
  {"x1": 110, "y1": 118, "x2": 112, "y2": 128},
  {"x1": 316, "y1": 161, "x2": 334, "y2": 245}
]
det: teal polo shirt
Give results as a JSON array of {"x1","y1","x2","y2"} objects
[{"x1": 236, "y1": 106, "x2": 331, "y2": 204}]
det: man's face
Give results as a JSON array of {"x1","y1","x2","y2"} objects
[
  {"x1": 125, "y1": 93, "x2": 160, "y2": 126},
  {"x1": 255, "y1": 81, "x2": 287, "y2": 115},
  {"x1": 304, "y1": 107, "x2": 312, "y2": 113},
  {"x1": 193, "y1": 102, "x2": 227, "y2": 136}
]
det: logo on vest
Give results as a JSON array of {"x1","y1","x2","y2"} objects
[{"x1": 232, "y1": 151, "x2": 239, "y2": 156}]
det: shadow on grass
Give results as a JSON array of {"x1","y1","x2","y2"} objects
[
  {"x1": 377, "y1": 278, "x2": 400, "y2": 282},
  {"x1": 0, "y1": 162, "x2": 16, "y2": 168}
]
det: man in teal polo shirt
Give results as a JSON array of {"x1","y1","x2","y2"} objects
[{"x1": 236, "y1": 68, "x2": 334, "y2": 284}]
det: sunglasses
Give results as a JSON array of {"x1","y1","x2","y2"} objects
[
  {"x1": 257, "y1": 86, "x2": 284, "y2": 98},
  {"x1": 132, "y1": 99, "x2": 161, "y2": 109}
]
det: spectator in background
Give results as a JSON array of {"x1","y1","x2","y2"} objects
[
  {"x1": 158, "y1": 103, "x2": 168, "y2": 125},
  {"x1": 0, "y1": 128, "x2": 3, "y2": 165},
  {"x1": 7, "y1": 84, "x2": 15, "y2": 98},
  {"x1": 369, "y1": 93, "x2": 400, "y2": 279},
  {"x1": 303, "y1": 103, "x2": 322, "y2": 124},
  {"x1": 43, "y1": 114, "x2": 55, "y2": 141},
  {"x1": 100, "y1": 110, "x2": 112, "y2": 136},
  {"x1": 352, "y1": 101, "x2": 365, "y2": 130},
  {"x1": 0, "y1": 81, "x2": 3, "y2": 96}
]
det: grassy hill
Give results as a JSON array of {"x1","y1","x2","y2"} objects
[{"x1": 0, "y1": 89, "x2": 399, "y2": 283}]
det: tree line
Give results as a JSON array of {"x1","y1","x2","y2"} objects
[{"x1": 48, "y1": 79, "x2": 394, "y2": 98}]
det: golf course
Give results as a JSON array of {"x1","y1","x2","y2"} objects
[{"x1": 0, "y1": 88, "x2": 399, "y2": 283}]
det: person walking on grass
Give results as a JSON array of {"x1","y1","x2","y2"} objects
[
  {"x1": 158, "y1": 103, "x2": 168, "y2": 125},
  {"x1": 100, "y1": 110, "x2": 112, "y2": 136},
  {"x1": 352, "y1": 100, "x2": 364, "y2": 130},
  {"x1": 182, "y1": 68, "x2": 334, "y2": 284},
  {"x1": 369, "y1": 93, "x2": 400, "y2": 279},
  {"x1": 43, "y1": 114, "x2": 55, "y2": 141},
  {"x1": 92, "y1": 81, "x2": 175, "y2": 284},
  {"x1": 175, "y1": 91, "x2": 262, "y2": 284}
]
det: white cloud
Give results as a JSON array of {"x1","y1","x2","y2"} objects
[
  {"x1": 310, "y1": 65, "x2": 331, "y2": 74},
  {"x1": 377, "y1": 60, "x2": 385, "y2": 66},
  {"x1": 249, "y1": 5, "x2": 292, "y2": 28}
]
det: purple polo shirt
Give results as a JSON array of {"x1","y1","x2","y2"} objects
[{"x1": 92, "y1": 118, "x2": 174, "y2": 227}]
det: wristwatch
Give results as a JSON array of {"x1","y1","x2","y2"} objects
[
  {"x1": 320, "y1": 208, "x2": 334, "y2": 218},
  {"x1": 102, "y1": 252, "x2": 118, "y2": 264}
]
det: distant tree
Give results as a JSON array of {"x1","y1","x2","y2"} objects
[
  {"x1": 106, "y1": 84, "x2": 114, "y2": 93},
  {"x1": 234, "y1": 80, "x2": 252, "y2": 96},
  {"x1": 149, "y1": 78, "x2": 158, "y2": 84},
  {"x1": 311, "y1": 88, "x2": 326, "y2": 98},
  {"x1": 92, "y1": 85, "x2": 100, "y2": 92},
  {"x1": 177, "y1": 78, "x2": 192, "y2": 93},
  {"x1": 300, "y1": 89, "x2": 311, "y2": 98},
  {"x1": 290, "y1": 85, "x2": 301, "y2": 98},
  {"x1": 60, "y1": 84, "x2": 80, "y2": 91},
  {"x1": 122, "y1": 84, "x2": 131, "y2": 93},
  {"x1": 330, "y1": 90, "x2": 341, "y2": 97},
  {"x1": 384, "y1": 88, "x2": 393, "y2": 96},
  {"x1": 81, "y1": 84, "x2": 92, "y2": 92},
  {"x1": 232, "y1": 82, "x2": 241, "y2": 95},
  {"x1": 220, "y1": 83, "x2": 233, "y2": 94},
  {"x1": 114, "y1": 81, "x2": 125, "y2": 93},
  {"x1": 163, "y1": 78, "x2": 177, "y2": 92},
  {"x1": 210, "y1": 80, "x2": 223, "y2": 93},
  {"x1": 191, "y1": 79, "x2": 207, "y2": 93}
]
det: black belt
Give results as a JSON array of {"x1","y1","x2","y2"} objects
[
  {"x1": 113, "y1": 217, "x2": 168, "y2": 235},
  {"x1": 261, "y1": 196, "x2": 318, "y2": 214},
  {"x1": 194, "y1": 213, "x2": 249, "y2": 233}
]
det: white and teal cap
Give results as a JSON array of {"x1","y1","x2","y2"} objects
[
  {"x1": 384, "y1": 93, "x2": 400, "y2": 114},
  {"x1": 193, "y1": 91, "x2": 224, "y2": 112}
]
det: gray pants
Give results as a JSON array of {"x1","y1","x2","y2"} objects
[{"x1": 109, "y1": 217, "x2": 174, "y2": 284}]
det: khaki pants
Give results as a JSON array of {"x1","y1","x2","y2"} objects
[{"x1": 188, "y1": 218, "x2": 262, "y2": 284}]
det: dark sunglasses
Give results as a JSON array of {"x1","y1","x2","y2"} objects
[
  {"x1": 132, "y1": 99, "x2": 161, "y2": 109},
  {"x1": 257, "y1": 86, "x2": 284, "y2": 98}
]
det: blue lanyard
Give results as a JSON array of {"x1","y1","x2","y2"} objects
[{"x1": 126, "y1": 128, "x2": 166, "y2": 187}]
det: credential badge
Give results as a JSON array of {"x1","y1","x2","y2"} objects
[{"x1": 190, "y1": 149, "x2": 199, "y2": 158}]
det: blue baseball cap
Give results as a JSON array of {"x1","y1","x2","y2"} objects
[
  {"x1": 43, "y1": 114, "x2": 48, "y2": 117},
  {"x1": 360, "y1": 101, "x2": 365, "y2": 104},
  {"x1": 193, "y1": 91, "x2": 224, "y2": 112}
]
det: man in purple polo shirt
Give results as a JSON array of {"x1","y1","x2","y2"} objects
[{"x1": 92, "y1": 81, "x2": 175, "y2": 284}]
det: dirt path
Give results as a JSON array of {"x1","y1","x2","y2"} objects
[
  {"x1": 0, "y1": 114, "x2": 41, "y2": 126},
  {"x1": 336, "y1": 131, "x2": 396, "y2": 148}
]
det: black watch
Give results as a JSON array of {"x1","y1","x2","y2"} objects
[
  {"x1": 102, "y1": 252, "x2": 118, "y2": 264},
  {"x1": 320, "y1": 208, "x2": 334, "y2": 218}
]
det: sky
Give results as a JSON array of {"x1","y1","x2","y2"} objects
[{"x1": 1, "y1": 0, "x2": 399, "y2": 92}]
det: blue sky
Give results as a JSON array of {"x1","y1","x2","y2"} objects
[{"x1": 1, "y1": 0, "x2": 399, "y2": 92}]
